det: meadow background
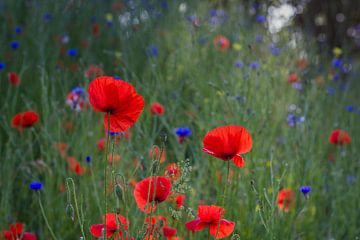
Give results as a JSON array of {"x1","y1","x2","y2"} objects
[{"x1": 0, "y1": 0, "x2": 359, "y2": 239}]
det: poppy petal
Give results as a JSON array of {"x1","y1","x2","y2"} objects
[
  {"x1": 90, "y1": 224, "x2": 105, "y2": 237},
  {"x1": 209, "y1": 219, "x2": 235, "y2": 239},
  {"x1": 198, "y1": 205, "x2": 224, "y2": 222},
  {"x1": 232, "y1": 155, "x2": 245, "y2": 168},
  {"x1": 185, "y1": 219, "x2": 207, "y2": 232}
]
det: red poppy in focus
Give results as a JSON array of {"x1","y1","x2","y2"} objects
[
  {"x1": 329, "y1": 129, "x2": 351, "y2": 145},
  {"x1": 165, "y1": 163, "x2": 180, "y2": 180},
  {"x1": 11, "y1": 111, "x2": 39, "y2": 130},
  {"x1": 277, "y1": 189, "x2": 295, "y2": 212},
  {"x1": 134, "y1": 176, "x2": 172, "y2": 213},
  {"x1": 2, "y1": 222, "x2": 37, "y2": 240},
  {"x1": 287, "y1": 73, "x2": 299, "y2": 83},
  {"x1": 84, "y1": 64, "x2": 104, "y2": 78},
  {"x1": 203, "y1": 125, "x2": 252, "y2": 168},
  {"x1": 213, "y1": 35, "x2": 230, "y2": 51},
  {"x1": 88, "y1": 76, "x2": 145, "y2": 132},
  {"x1": 175, "y1": 194, "x2": 186, "y2": 209},
  {"x1": 150, "y1": 102, "x2": 165, "y2": 116},
  {"x1": 163, "y1": 226, "x2": 177, "y2": 240},
  {"x1": 8, "y1": 72, "x2": 21, "y2": 86},
  {"x1": 185, "y1": 205, "x2": 235, "y2": 239},
  {"x1": 90, "y1": 213, "x2": 133, "y2": 239},
  {"x1": 149, "y1": 147, "x2": 166, "y2": 163}
]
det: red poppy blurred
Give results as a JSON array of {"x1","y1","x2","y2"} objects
[
  {"x1": 213, "y1": 35, "x2": 230, "y2": 51},
  {"x1": 88, "y1": 76, "x2": 145, "y2": 132},
  {"x1": 185, "y1": 205, "x2": 235, "y2": 239},
  {"x1": 8, "y1": 72, "x2": 21, "y2": 86},
  {"x1": 277, "y1": 189, "x2": 295, "y2": 212},
  {"x1": 92, "y1": 23, "x2": 101, "y2": 37},
  {"x1": 149, "y1": 147, "x2": 166, "y2": 163},
  {"x1": 203, "y1": 125, "x2": 252, "y2": 168},
  {"x1": 134, "y1": 176, "x2": 172, "y2": 213},
  {"x1": 84, "y1": 64, "x2": 104, "y2": 78},
  {"x1": 54, "y1": 142, "x2": 68, "y2": 157},
  {"x1": 90, "y1": 213, "x2": 133, "y2": 239},
  {"x1": 97, "y1": 138, "x2": 107, "y2": 151},
  {"x1": 67, "y1": 156, "x2": 86, "y2": 175},
  {"x1": 11, "y1": 111, "x2": 39, "y2": 130},
  {"x1": 175, "y1": 194, "x2": 186, "y2": 209},
  {"x1": 329, "y1": 129, "x2": 351, "y2": 145},
  {"x1": 150, "y1": 102, "x2": 165, "y2": 116},
  {"x1": 108, "y1": 153, "x2": 121, "y2": 164},
  {"x1": 295, "y1": 58, "x2": 308, "y2": 70},
  {"x1": 163, "y1": 226, "x2": 177, "y2": 239},
  {"x1": 165, "y1": 163, "x2": 180, "y2": 180},
  {"x1": 2, "y1": 222, "x2": 37, "y2": 240},
  {"x1": 287, "y1": 73, "x2": 299, "y2": 83},
  {"x1": 144, "y1": 216, "x2": 167, "y2": 240}
]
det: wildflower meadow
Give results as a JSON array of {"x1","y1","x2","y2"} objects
[{"x1": 0, "y1": 1, "x2": 359, "y2": 239}]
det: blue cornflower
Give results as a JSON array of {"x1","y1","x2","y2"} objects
[
  {"x1": 346, "y1": 175, "x2": 355, "y2": 184},
  {"x1": 332, "y1": 73, "x2": 340, "y2": 81},
  {"x1": 198, "y1": 36, "x2": 207, "y2": 45},
  {"x1": 255, "y1": 34, "x2": 263, "y2": 42},
  {"x1": 147, "y1": 44, "x2": 159, "y2": 57},
  {"x1": 256, "y1": 15, "x2": 266, "y2": 23},
  {"x1": 287, "y1": 114, "x2": 305, "y2": 127},
  {"x1": 292, "y1": 82, "x2": 303, "y2": 90},
  {"x1": 249, "y1": 61, "x2": 260, "y2": 70},
  {"x1": 357, "y1": 108, "x2": 360, "y2": 115},
  {"x1": 15, "y1": 26, "x2": 22, "y2": 34},
  {"x1": 234, "y1": 60, "x2": 244, "y2": 68},
  {"x1": 71, "y1": 86, "x2": 85, "y2": 95},
  {"x1": 0, "y1": 62, "x2": 5, "y2": 70},
  {"x1": 29, "y1": 181, "x2": 43, "y2": 191},
  {"x1": 269, "y1": 43, "x2": 281, "y2": 56},
  {"x1": 43, "y1": 12, "x2": 52, "y2": 21},
  {"x1": 331, "y1": 58, "x2": 342, "y2": 68},
  {"x1": 175, "y1": 127, "x2": 192, "y2": 137},
  {"x1": 326, "y1": 86, "x2": 336, "y2": 95},
  {"x1": 85, "y1": 155, "x2": 91, "y2": 163},
  {"x1": 10, "y1": 41, "x2": 20, "y2": 49},
  {"x1": 67, "y1": 48, "x2": 78, "y2": 57},
  {"x1": 299, "y1": 186, "x2": 311, "y2": 196},
  {"x1": 346, "y1": 105, "x2": 355, "y2": 112},
  {"x1": 113, "y1": 76, "x2": 121, "y2": 80}
]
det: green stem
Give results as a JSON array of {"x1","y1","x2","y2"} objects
[
  {"x1": 37, "y1": 192, "x2": 58, "y2": 240},
  {"x1": 103, "y1": 112, "x2": 111, "y2": 238},
  {"x1": 66, "y1": 178, "x2": 86, "y2": 240}
]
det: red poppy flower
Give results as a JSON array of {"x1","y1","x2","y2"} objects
[
  {"x1": 11, "y1": 111, "x2": 39, "y2": 129},
  {"x1": 185, "y1": 205, "x2": 235, "y2": 239},
  {"x1": 175, "y1": 194, "x2": 186, "y2": 209},
  {"x1": 88, "y1": 76, "x2": 145, "y2": 132},
  {"x1": 150, "y1": 102, "x2": 165, "y2": 116},
  {"x1": 277, "y1": 189, "x2": 295, "y2": 212},
  {"x1": 8, "y1": 72, "x2": 21, "y2": 86},
  {"x1": 203, "y1": 125, "x2": 252, "y2": 168},
  {"x1": 163, "y1": 226, "x2": 177, "y2": 239},
  {"x1": 84, "y1": 64, "x2": 104, "y2": 78},
  {"x1": 329, "y1": 129, "x2": 351, "y2": 145},
  {"x1": 92, "y1": 23, "x2": 101, "y2": 37},
  {"x1": 213, "y1": 35, "x2": 230, "y2": 51},
  {"x1": 165, "y1": 163, "x2": 180, "y2": 180},
  {"x1": 149, "y1": 147, "x2": 166, "y2": 163},
  {"x1": 287, "y1": 73, "x2": 299, "y2": 83},
  {"x1": 134, "y1": 176, "x2": 172, "y2": 213},
  {"x1": 67, "y1": 157, "x2": 86, "y2": 175},
  {"x1": 90, "y1": 213, "x2": 132, "y2": 239},
  {"x1": 2, "y1": 222, "x2": 37, "y2": 240}
]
